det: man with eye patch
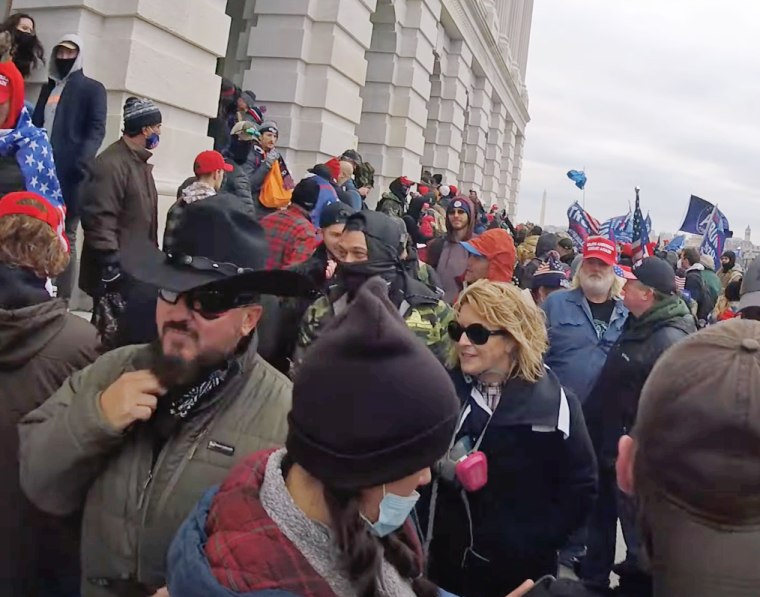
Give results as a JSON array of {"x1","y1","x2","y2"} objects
[{"x1": 18, "y1": 195, "x2": 313, "y2": 597}]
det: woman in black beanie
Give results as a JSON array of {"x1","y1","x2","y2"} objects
[{"x1": 167, "y1": 278, "x2": 536, "y2": 597}]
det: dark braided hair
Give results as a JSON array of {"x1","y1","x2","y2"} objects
[{"x1": 323, "y1": 484, "x2": 438, "y2": 597}]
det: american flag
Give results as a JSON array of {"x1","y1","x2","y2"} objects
[
  {"x1": 631, "y1": 189, "x2": 650, "y2": 264},
  {"x1": 0, "y1": 107, "x2": 66, "y2": 247}
]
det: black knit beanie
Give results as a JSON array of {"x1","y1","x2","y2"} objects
[
  {"x1": 287, "y1": 277, "x2": 460, "y2": 489},
  {"x1": 291, "y1": 177, "x2": 320, "y2": 213},
  {"x1": 123, "y1": 96, "x2": 162, "y2": 135}
]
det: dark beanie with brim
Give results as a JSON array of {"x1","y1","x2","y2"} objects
[{"x1": 287, "y1": 276, "x2": 460, "y2": 490}]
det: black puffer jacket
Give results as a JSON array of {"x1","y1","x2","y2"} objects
[{"x1": 584, "y1": 296, "x2": 696, "y2": 468}]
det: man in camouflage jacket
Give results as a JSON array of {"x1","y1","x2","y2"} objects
[{"x1": 293, "y1": 211, "x2": 454, "y2": 370}]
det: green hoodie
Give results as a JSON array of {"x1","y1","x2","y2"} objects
[{"x1": 628, "y1": 294, "x2": 691, "y2": 335}]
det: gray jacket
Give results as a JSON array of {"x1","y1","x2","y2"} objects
[{"x1": 19, "y1": 339, "x2": 292, "y2": 596}]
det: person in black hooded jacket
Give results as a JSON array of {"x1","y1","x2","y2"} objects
[{"x1": 293, "y1": 210, "x2": 455, "y2": 370}]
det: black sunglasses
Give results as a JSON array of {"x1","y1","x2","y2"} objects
[
  {"x1": 158, "y1": 288, "x2": 258, "y2": 320},
  {"x1": 447, "y1": 321, "x2": 509, "y2": 345}
]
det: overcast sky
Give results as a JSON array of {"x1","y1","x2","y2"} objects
[{"x1": 518, "y1": 0, "x2": 760, "y2": 239}]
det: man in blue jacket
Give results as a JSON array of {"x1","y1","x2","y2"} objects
[
  {"x1": 542, "y1": 236, "x2": 628, "y2": 405},
  {"x1": 33, "y1": 33, "x2": 106, "y2": 299},
  {"x1": 542, "y1": 236, "x2": 627, "y2": 568}
]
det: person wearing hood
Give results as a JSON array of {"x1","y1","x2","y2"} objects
[
  {"x1": 680, "y1": 247, "x2": 716, "y2": 324},
  {"x1": 719, "y1": 249, "x2": 743, "y2": 290},
  {"x1": 0, "y1": 191, "x2": 100, "y2": 596},
  {"x1": 376, "y1": 175, "x2": 413, "y2": 218},
  {"x1": 699, "y1": 253, "x2": 722, "y2": 305},
  {"x1": 294, "y1": 210, "x2": 455, "y2": 370},
  {"x1": 519, "y1": 232, "x2": 562, "y2": 290},
  {"x1": 32, "y1": 34, "x2": 106, "y2": 300},
  {"x1": 461, "y1": 228, "x2": 517, "y2": 287},
  {"x1": 580, "y1": 258, "x2": 696, "y2": 594},
  {"x1": 426, "y1": 197, "x2": 476, "y2": 303}
]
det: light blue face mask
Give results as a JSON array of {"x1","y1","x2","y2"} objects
[{"x1": 363, "y1": 486, "x2": 420, "y2": 538}]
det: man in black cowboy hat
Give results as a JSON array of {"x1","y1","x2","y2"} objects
[{"x1": 19, "y1": 195, "x2": 311, "y2": 597}]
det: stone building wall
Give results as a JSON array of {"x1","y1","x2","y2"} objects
[{"x1": 15, "y1": 0, "x2": 532, "y2": 219}]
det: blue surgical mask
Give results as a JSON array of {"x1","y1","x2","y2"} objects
[
  {"x1": 145, "y1": 133, "x2": 160, "y2": 150},
  {"x1": 363, "y1": 486, "x2": 420, "y2": 538}
]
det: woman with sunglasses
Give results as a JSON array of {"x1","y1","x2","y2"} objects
[{"x1": 423, "y1": 280, "x2": 597, "y2": 597}]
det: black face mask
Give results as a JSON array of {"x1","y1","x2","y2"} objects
[
  {"x1": 55, "y1": 57, "x2": 76, "y2": 78},
  {"x1": 14, "y1": 30, "x2": 37, "y2": 50},
  {"x1": 229, "y1": 138, "x2": 252, "y2": 165}
]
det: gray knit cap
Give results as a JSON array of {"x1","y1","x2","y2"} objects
[{"x1": 123, "y1": 96, "x2": 162, "y2": 134}]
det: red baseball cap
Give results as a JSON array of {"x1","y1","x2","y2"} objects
[
  {"x1": 583, "y1": 236, "x2": 617, "y2": 266},
  {"x1": 193, "y1": 150, "x2": 234, "y2": 176},
  {"x1": 0, "y1": 191, "x2": 68, "y2": 251}
]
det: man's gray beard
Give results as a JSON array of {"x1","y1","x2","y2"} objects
[{"x1": 579, "y1": 271, "x2": 614, "y2": 298}]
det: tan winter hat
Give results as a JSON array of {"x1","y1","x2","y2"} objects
[{"x1": 634, "y1": 318, "x2": 760, "y2": 595}]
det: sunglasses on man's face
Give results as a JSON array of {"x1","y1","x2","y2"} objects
[
  {"x1": 447, "y1": 321, "x2": 509, "y2": 345},
  {"x1": 158, "y1": 288, "x2": 256, "y2": 320}
]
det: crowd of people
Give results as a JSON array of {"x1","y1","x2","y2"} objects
[{"x1": 1, "y1": 10, "x2": 760, "y2": 597}]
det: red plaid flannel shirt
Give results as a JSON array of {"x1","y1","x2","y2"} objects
[
  {"x1": 205, "y1": 449, "x2": 426, "y2": 595},
  {"x1": 260, "y1": 204, "x2": 320, "y2": 270}
]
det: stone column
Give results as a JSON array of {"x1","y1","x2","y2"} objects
[
  {"x1": 507, "y1": 0, "x2": 524, "y2": 76},
  {"x1": 241, "y1": 0, "x2": 377, "y2": 180},
  {"x1": 497, "y1": 0, "x2": 514, "y2": 63},
  {"x1": 509, "y1": 131, "x2": 525, "y2": 217},
  {"x1": 500, "y1": 120, "x2": 517, "y2": 211},
  {"x1": 358, "y1": 0, "x2": 441, "y2": 203},
  {"x1": 481, "y1": 99, "x2": 507, "y2": 206},
  {"x1": 458, "y1": 76, "x2": 492, "y2": 196},
  {"x1": 422, "y1": 37, "x2": 473, "y2": 185},
  {"x1": 517, "y1": 0, "x2": 534, "y2": 79}
]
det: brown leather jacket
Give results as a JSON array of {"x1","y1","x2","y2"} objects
[{"x1": 78, "y1": 137, "x2": 158, "y2": 297}]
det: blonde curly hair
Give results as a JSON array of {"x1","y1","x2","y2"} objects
[{"x1": 453, "y1": 280, "x2": 548, "y2": 383}]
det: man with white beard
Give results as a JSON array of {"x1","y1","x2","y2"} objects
[
  {"x1": 542, "y1": 236, "x2": 628, "y2": 405},
  {"x1": 542, "y1": 236, "x2": 628, "y2": 570}
]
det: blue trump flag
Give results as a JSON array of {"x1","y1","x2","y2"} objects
[
  {"x1": 667, "y1": 234, "x2": 686, "y2": 253},
  {"x1": 567, "y1": 201, "x2": 600, "y2": 248},
  {"x1": 566, "y1": 170, "x2": 587, "y2": 190},
  {"x1": 680, "y1": 195, "x2": 732, "y2": 238},
  {"x1": 700, "y1": 205, "x2": 728, "y2": 271},
  {"x1": 599, "y1": 214, "x2": 628, "y2": 242}
]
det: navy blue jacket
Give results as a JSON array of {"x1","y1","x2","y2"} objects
[
  {"x1": 423, "y1": 368, "x2": 598, "y2": 596},
  {"x1": 32, "y1": 70, "x2": 107, "y2": 217}
]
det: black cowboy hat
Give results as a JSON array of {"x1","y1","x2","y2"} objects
[{"x1": 122, "y1": 193, "x2": 314, "y2": 296}]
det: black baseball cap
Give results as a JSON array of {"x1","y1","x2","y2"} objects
[
  {"x1": 632, "y1": 257, "x2": 677, "y2": 294},
  {"x1": 558, "y1": 237, "x2": 574, "y2": 250},
  {"x1": 319, "y1": 201, "x2": 355, "y2": 229}
]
